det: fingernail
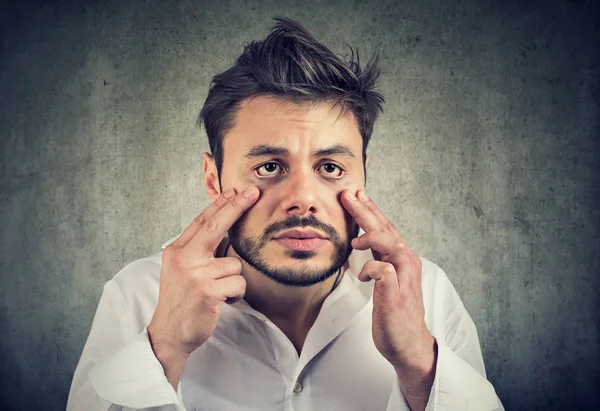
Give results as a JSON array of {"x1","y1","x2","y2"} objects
[
  {"x1": 347, "y1": 191, "x2": 357, "y2": 201},
  {"x1": 358, "y1": 191, "x2": 369, "y2": 201},
  {"x1": 243, "y1": 186, "x2": 257, "y2": 198},
  {"x1": 222, "y1": 189, "x2": 235, "y2": 199}
]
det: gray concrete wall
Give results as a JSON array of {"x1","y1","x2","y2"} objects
[{"x1": 1, "y1": 0, "x2": 598, "y2": 409}]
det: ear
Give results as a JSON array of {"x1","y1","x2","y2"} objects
[
  {"x1": 203, "y1": 152, "x2": 221, "y2": 202},
  {"x1": 365, "y1": 154, "x2": 370, "y2": 168}
]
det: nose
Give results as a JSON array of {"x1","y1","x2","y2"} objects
[{"x1": 278, "y1": 168, "x2": 320, "y2": 216}]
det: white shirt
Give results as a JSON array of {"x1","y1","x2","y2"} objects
[{"x1": 67, "y1": 234, "x2": 504, "y2": 411}]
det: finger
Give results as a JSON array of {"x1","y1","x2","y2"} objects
[
  {"x1": 171, "y1": 188, "x2": 237, "y2": 249},
  {"x1": 198, "y1": 257, "x2": 243, "y2": 280},
  {"x1": 186, "y1": 186, "x2": 260, "y2": 254},
  {"x1": 352, "y1": 232, "x2": 416, "y2": 283},
  {"x1": 340, "y1": 189, "x2": 384, "y2": 232},
  {"x1": 351, "y1": 231, "x2": 407, "y2": 255},
  {"x1": 225, "y1": 296, "x2": 243, "y2": 305},
  {"x1": 357, "y1": 260, "x2": 399, "y2": 299},
  {"x1": 357, "y1": 191, "x2": 393, "y2": 227},
  {"x1": 213, "y1": 274, "x2": 246, "y2": 303},
  {"x1": 344, "y1": 190, "x2": 407, "y2": 244}
]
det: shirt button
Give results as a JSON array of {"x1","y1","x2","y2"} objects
[{"x1": 293, "y1": 382, "x2": 303, "y2": 393}]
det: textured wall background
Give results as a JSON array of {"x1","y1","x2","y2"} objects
[{"x1": 1, "y1": 0, "x2": 598, "y2": 409}]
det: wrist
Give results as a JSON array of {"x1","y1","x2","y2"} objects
[
  {"x1": 147, "y1": 324, "x2": 190, "y2": 390},
  {"x1": 392, "y1": 335, "x2": 438, "y2": 394}
]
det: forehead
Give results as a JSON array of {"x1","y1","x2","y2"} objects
[{"x1": 223, "y1": 95, "x2": 362, "y2": 156}]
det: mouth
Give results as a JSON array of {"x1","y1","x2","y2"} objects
[{"x1": 273, "y1": 228, "x2": 328, "y2": 251}]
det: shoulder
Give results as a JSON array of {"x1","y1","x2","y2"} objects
[
  {"x1": 112, "y1": 251, "x2": 162, "y2": 288},
  {"x1": 103, "y1": 250, "x2": 163, "y2": 316}
]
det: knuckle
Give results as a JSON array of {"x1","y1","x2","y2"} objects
[
  {"x1": 383, "y1": 263, "x2": 396, "y2": 276},
  {"x1": 364, "y1": 260, "x2": 377, "y2": 270},
  {"x1": 395, "y1": 241, "x2": 406, "y2": 252},
  {"x1": 203, "y1": 217, "x2": 218, "y2": 232},
  {"x1": 214, "y1": 258, "x2": 240, "y2": 275},
  {"x1": 229, "y1": 258, "x2": 243, "y2": 273},
  {"x1": 215, "y1": 194, "x2": 229, "y2": 206},
  {"x1": 193, "y1": 214, "x2": 206, "y2": 226},
  {"x1": 386, "y1": 220, "x2": 396, "y2": 231},
  {"x1": 218, "y1": 259, "x2": 234, "y2": 274},
  {"x1": 363, "y1": 200, "x2": 376, "y2": 211},
  {"x1": 233, "y1": 275, "x2": 246, "y2": 291},
  {"x1": 229, "y1": 198, "x2": 243, "y2": 210}
]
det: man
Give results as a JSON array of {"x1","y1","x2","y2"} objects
[{"x1": 68, "y1": 18, "x2": 504, "y2": 411}]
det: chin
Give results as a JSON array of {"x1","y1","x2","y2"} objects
[{"x1": 274, "y1": 252, "x2": 333, "y2": 267}]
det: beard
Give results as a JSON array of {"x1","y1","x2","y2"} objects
[{"x1": 228, "y1": 214, "x2": 359, "y2": 287}]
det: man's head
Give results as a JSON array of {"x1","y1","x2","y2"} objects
[{"x1": 198, "y1": 18, "x2": 384, "y2": 287}]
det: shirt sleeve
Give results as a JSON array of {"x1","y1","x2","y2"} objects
[
  {"x1": 66, "y1": 280, "x2": 186, "y2": 411},
  {"x1": 385, "y1": 264, "x2": 505, "y2": 411}
]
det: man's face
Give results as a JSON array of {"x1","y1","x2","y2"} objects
[{"x1": 207, "y1": 95, "x2": 365, "y2": 287}]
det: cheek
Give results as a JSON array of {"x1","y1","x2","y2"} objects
[
  {"x1": 323, "y1": 193, "x2": 353, "y2": 240},
  {"x1": 233, "y1": 188, "x2": 277, "y2": 234}
]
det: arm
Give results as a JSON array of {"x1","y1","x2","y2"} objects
[
  {"x1": 67, "y1": 186, "x2": 259, "y2": 410},
  {"x1": 339, "y1": 189, "x2": 503, "y2": 410},
  {"x1": 386, "y1": 263, "x2": 505, "y2": 411},
  {"x1": 66, "y1": 280, "x2": 184, "y2": 411}
]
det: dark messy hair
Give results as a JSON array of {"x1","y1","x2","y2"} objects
[{"x1": 197, "y1": 17, "x2": 384, "y2": 185}]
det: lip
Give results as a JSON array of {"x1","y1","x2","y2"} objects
[
  {"x1": 273, "y1": 228, "x2": 328, "y2": 240},
  {"x1": 275, "y1": 237, "x2": 327, "y2": 251}
]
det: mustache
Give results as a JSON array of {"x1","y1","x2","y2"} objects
[{"x1": 262, "y1": 215, "x2": 341, "y2": 241}]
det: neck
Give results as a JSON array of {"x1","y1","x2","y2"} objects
[{"x1": 220, "y1": 240, "x2": 345, "y2": 353}]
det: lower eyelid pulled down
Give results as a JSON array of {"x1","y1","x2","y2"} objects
[
  {"x1": 254, "y1": 162, "x2": 283, "y2": 177},
  {"x1": 318, "y1": 163, "x2": 345, "y2": 179},
  {"x1": 253, "y1": 163, "x2": 345, "y2": 180}
]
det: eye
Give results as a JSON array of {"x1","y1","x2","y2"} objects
[
  {"x1": 318, "y1": 163, "x2": 344, "y2": 179},
  {"x1": 255, "y1": 162, "x2": 283, "y2": 177}
]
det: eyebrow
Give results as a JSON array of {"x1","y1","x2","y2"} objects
[
  {"x1": 245, "y1": 145, "x2": 289, "y2": 158},
  {"x1": 244, "y1": 144, "x2": 356, "y2": 159},
  {"x1": 315, "y1": 145, "x2": 356, "y2": 158}
]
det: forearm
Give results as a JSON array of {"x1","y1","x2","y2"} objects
[{"x1": 393, "y1": 337, "x2": 438, "y2": 411}]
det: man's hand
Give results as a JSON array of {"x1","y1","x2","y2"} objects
[
  {"x1": 147, "y1": 186, "x2": 259, "y2": 389},
  {"x1": 341, "y1": 189, "x2": 437, "y2": 411}
]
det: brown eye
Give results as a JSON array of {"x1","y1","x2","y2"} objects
[
  {"x1": 256, "y1": 162, "x2": 281, "y2": 177},
  {"x1": 318, "y1": 163, "x2": 343, "y2": 178}
]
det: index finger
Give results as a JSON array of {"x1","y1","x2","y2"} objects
[
  {"x1": 186, "y1": 185, "x2": 260, "y2": 254},
  {"x1": 340, "y1": 189, "x2": 381, "y2": 232},
  {"x1": 171, "y1": 188, "x2": 237, "y2": 249}
]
